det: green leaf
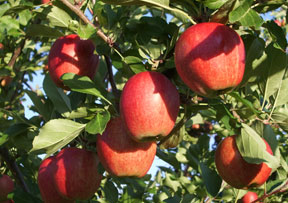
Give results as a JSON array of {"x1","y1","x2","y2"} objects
[
  {"x1": 0, "y1": 132, "x2": 9, "y2": 146},
  {"x1": 264, "y1": 20, "x2": 287, "y2": 51},
  {"x1": 35, "y1": 6, "x2": 72, "y2": 28},
  {"x1": 123, "y1": 56, "x2": 146, "y2": 74},
  {"x1": 62, "y1": 107, "x2": 88, "y2": 119},
  {"x1": 25, "y1": 90, "x2": 51, "y2": 121},
  {"x1": 210, "y1": 0, "x2": 237, "y2": 24},
  {"x1": 204, "y1": 0, "x2": 229, "y2": 9},
  {"x1": 272, "y1": 108, "x2": 288, "y2": 132},
  {"x1": 43, "y1": 75, "x2": 72, "y2": 114},
  {"x1": 3, "y1": 5, "x2": 32, "y2": 15},
  {"x1": 101, "y1": 0, "x2": 170, "y2": 7},
  {"x1": 262, "y1": 44, "x2": 287, "y2": 104},
  {"x1": 61, "y1": 73, "x2": 112, "y2": 105},
  {"x1": 26, "y1": 24, "x2": 64, "y2": 38},
  {"x1": 85, "y1": 110, "x2": 110, "y2": 134},
  {"x1": 101, "y1": 0, "x2": 193, "y2": 23},
  {"x1": 274, "y1": 78, "x2": 288, "y2": 107},
  {"x1": 104, "y1": 180, "x2": 119, "y2": 203},
  {"x1": 0, "y1": 3, "x2": 10, "y2": 17},
  {"x1": 199, "y1": 162, "x2": 222, "y2": 197},
  {"x1": 229, "y1": 0, "x2": 264, "y2": 28},
  {"x1": 241, "y1": 37, "x2": 266, "y2": 84},
  {"x1": 31, "y1": 119, "x2": 86, "y2": 156},
  {"x1": 236, "y1": 124, "x2": 280, "y2": 170}
]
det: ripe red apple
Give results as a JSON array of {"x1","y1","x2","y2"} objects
[
  {"x1": 52, "y1": 148, "x2": 102, "y2": 200},
  {"x1": 97, "y1": 117, "x2": 157, "y2": 177},
  {"x1": 48, "y1": 34, "x2": 99, "y2": 89},
  {"x1": 175, "y1": 22, "x2": 245, "y2": 97},
  {"x1": 120, "y1": 71, "x2": 180, "y2": 142},
  {"x1": 0, "y1": 43, "x2": 3, "y2": 50},
  {"x1": 38, "y1": 157, "x2": 75, "y2": 203},
  {"x1": 0, "y1": 175, "x2": 14, "y2": 201},
  {"x1": 41, "y1": 0, "x2": 51, "y2": 4},
  {"x1": 240, "y1": 191, "x2": 259, "y2": 203},
  {"x1": 215, "y1": 135, "x2": 272, "y2": 189}
]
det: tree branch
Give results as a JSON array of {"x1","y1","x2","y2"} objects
[
  {"x1": 0, "y1": 147, "x2": 31, "y2": 194},
  {"x1": 252, "y1": 180, "x2": 288, "y2": 203},
  {"x1": 60, "y1": 0, "x2": 121, "y2": 52}
]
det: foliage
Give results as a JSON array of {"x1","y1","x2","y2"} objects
[{"x1": 0, "y1": 0, "x2": 288, "y2": 202}]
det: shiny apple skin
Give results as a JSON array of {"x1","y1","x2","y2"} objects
[
  {"x1": 48, "y1": 34, "x2": 99, "y2": 89},
  {"x1": 97, "y1": 117, "x2": 157, "y2": 177},
  {"x1": 38, "y1": 157, "x2": 74, "y2": 203},
  {"x1": 52, "y1": 148, "x2": 102, "y2": 200},
  {"x1": 175, "y1": 22, "x2": 245, "y2": 97},
  {"x1": 120, "y1": 71, "x2": 180, "y2": 141},
  {"x1": 215, "y1": 135, "x2": 272, "y2": 189}
]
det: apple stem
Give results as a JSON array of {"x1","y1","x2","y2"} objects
[{"x1": 0, "y1": 147, "x2": 31, "y2": 194}]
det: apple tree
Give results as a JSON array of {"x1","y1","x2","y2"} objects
[{"x1": 0, "y1": 0, "x2": 288, "y2": 202}]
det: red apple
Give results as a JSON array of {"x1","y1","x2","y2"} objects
[
  {"x1": 175, "y1": 22, "x2": 245, "y2": 97},
  {"x1": 0, "y1": 175, "x2": 14, "y2": 201},
  {"x1": 215, "y1": 135, "x2": 272, "y2": 189},
  {"x1": 97, "y1": 117, "x2": 157, "y2": 177},
  {"x1": 240, "y1": 191, "x2": 259, "y2": 203},
  {"x1": 41, "y1": 0, "x2": 51, "y2": 4},
  {"x1": 52, "y1": 148, "x2": 102, "y2": 200},
  {"x1": 48, "y1": 34, "x2": 99, "y2": 89},
  {"x1": 0, "y1": 43, "x2": 3, "y2": 50},
  {"x1": 38, "y1": 157, "x2": 75, "y2": 203},
  {"x1": 120, "y1": 71, "x2": 180, "y2": 142}
]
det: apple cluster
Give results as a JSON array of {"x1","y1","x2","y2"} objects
[
  {"x1": 40, "y1": 21, "x2": 273, "y2": 201},
  {"x1": 0, "y1": 174, "x2": 14, "y2": 203}
]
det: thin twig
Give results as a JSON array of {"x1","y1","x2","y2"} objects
[
  {"x1": 0, "y1": 147, "x2": 31, "y2": 193},
  {"x1": 60, "y1": 0, "x2": 121, "y2": 52},
  {"x1": 252, "y1": 181, "x2": 288, "y2": 203},
  {"x1": 104, "y1": 55, "x2": 119, "y2": 97}
]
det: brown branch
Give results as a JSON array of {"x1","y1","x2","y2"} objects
[
  {"x1": 104, "y1": 55, "x2": 119, "y2": 97},
  {"x1": 252, "y1": 180, "x2": 288, "y2": 202},
  {"x1": 0, "y1": 147, "x2": 31, "y2": 193},
  {"x1": 60, "y1": 0, "x2": 121, "y2": 52},
  {"x1": 8, "y1": 39, "x2": 26, "y2": 71}
]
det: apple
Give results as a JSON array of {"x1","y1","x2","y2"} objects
[
  {"x1": 174, "y1": 22, "x2": 245, "y2": 97},
  {"x1": 41, "y1": 0, "x2": 51, "y2": 4},
  {"x1": 0, "y1": 43, "x2": 3, "y2": 50},
  {"x1": 215, "y1": 135, "x2": 272, "y2": 189},
  {"x1": 48, "y1": 34, "x2": 99, "y2": 89},
  {"x1": 0, "y1": 76, "x2": 12, "y2": 87},
  {"x1": 38, "y1": 157, "x2": 75, "y2": 203},
  {"x1": 240, "y1": 191, "x2": 259, "y2": 203},
  {"x1": 0, "y1": 175, "x2": 14, "y2": 201},
  {"x1": 120, "y1": 71, "x2": 180, "y2": 142},
  {"x1": 52, "y1": 147, "x2": 102, "y2": 200},
  {"x1": 97, "y1": 117, "x2": 157, "y2": 177}
]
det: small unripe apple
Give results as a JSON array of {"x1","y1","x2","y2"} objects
[
  {"x1": 239, "y1": 191, "x2": 259, "y2": 203},
  {"x1": 175, "y1": 22, "x2": 245, "y2": 97},
  {"x1": 97, "y1": 117, "x2": 157, "y2": 177},
  {"x1": 52, "y1": 148, "x2": 102, "y2": 200},
  {"x1": 0, "y1": 76, "x2": 12, "y2": 87},
  {"x1": 38, "y1": 157, "x2": 74, "y2": 203},
  {"x1": 120, "y1": 71, "x2": 180, "y2": 142},
  {"x1": 48, "y1": 34, "x2": 99, "y2": 89},
  {"x1": 0, "y1": 175, "x2": 14, "y2": 201},
  {"x1": 215, "y1": 135, "x2": 272, "y2": 189}
]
